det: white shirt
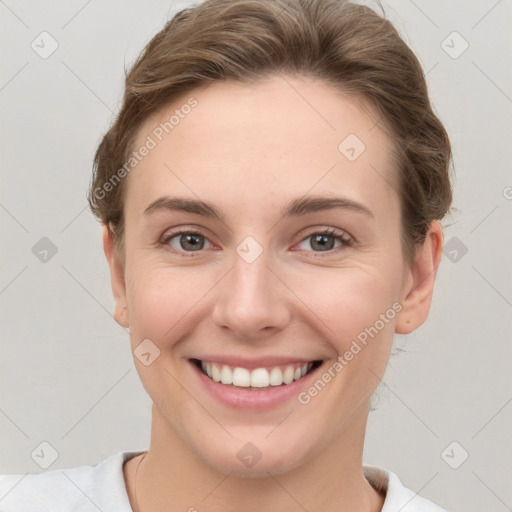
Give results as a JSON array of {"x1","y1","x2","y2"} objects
[{"x1": 0, "y1": 451, "x2": 448, "y2": 511}]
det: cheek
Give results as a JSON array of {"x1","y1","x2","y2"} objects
[
  {"x1": 291, "y1": 267, "x2": 401, "y2": 418},
  {"x1": 303, "y1": 263, "x2": 402, "y2": 343},
  {"x1": 124, "y1": 259, "x2": 216, "y2": 347},
  {"x1": 123, "y1": 262, "x2": 214, "y2": 401},
  {"x1": 293, "y1": 259, "x2": 403, "y2": 397}
]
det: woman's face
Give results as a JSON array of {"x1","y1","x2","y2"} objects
[{"x1": 105, "y1": 74, "x2": 439, "y2": 476}]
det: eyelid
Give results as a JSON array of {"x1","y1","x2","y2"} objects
[
  {"x1": 291, "y1": 227, "x2": 355, "y2": 255},
  {"x1": 297, "y1": 226, "x2": 353, "y2": 243},
  {"x1": 159, "y1": 226, "x2": 216, "y2": 254},
  {"x1": 159, "y1": 226, "x2": 355, "y2": 256}
]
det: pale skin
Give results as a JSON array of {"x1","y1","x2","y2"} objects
[{"x1": 102, "y1": 74, "x2": 443, "y2": 512}]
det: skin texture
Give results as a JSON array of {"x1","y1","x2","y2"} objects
[{"x1": 103, "y1": 74, "x2": 443, "y2": 512}]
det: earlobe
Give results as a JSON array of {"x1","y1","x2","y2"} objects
[
  {"x1": 102, "y1": 225, "x2": 129, "y2": 328},
  {"x1": 395, "y1": 221, "x2": 443, "y2": 335}
]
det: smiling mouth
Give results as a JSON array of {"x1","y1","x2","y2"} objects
[{"x1": 191, "y1": 358, "x2": 323, "y2": 389}]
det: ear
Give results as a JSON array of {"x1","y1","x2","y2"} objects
[
  {"x1": 102, "y1": 224, "x2": 129, "y2": 328},
  {"x1": 395, "y1": 221, "x2": 443, "y2": 334}
]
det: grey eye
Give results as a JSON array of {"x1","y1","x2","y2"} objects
[
  {"x1": 167, "y1": 232, "x2": 212, "y2": 252},
  {"x1": 297, "y1": 232, "x2": 344, "y2": 252}
]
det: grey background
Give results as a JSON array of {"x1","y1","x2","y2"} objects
[{"x1": 1, "y1": 1, "x2": 511, "y2": 510}]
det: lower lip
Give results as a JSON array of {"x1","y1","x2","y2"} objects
[{"x1": 189, "y1": 360, "x2": 323, "y2": 410}]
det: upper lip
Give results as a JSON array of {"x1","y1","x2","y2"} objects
[{"x1": 190, "y1": 355, "x2": 322, "y2": 369}]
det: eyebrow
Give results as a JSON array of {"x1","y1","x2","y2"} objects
[{"x1": 143, "y1": 195, "x2": 374, "y2": 221}]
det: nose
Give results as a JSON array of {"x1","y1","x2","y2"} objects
[{"x1": 211, "y1": 251, "x2": 291, "y2": 341}]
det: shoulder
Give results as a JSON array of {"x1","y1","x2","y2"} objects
[
  {"x1": 364, "y1": 465, "x2": 449, "y2": 512},
  {"x1": 0, "y1": 450, "x2": 143, "y2": 512}
]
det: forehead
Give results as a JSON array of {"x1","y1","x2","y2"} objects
[{"x1": 127, "y1": 74, "x2": 398, "y2": 218}]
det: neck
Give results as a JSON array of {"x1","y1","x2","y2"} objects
[{"x1": 125, "y1": 406, "x2": 384, "y2": 512}]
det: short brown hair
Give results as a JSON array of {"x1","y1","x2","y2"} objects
[{"x1": 88, "y1": 0, "x2": 453, "y2": 262}]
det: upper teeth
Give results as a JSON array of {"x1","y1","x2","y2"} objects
[{"x1": 200, "y1": 361, "x2": 313, "y2": 388}]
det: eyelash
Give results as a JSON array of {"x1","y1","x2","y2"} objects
[{"x1": 159, "y1": 227, "x2": 355, "y2": 258}]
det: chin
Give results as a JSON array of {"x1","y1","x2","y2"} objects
[
  {"x1": 203, "y1": 449, "x2": 305, "y2": 479},
  {"x1": 194, "y1": 431, "x2": 309, "y2": 478}
]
